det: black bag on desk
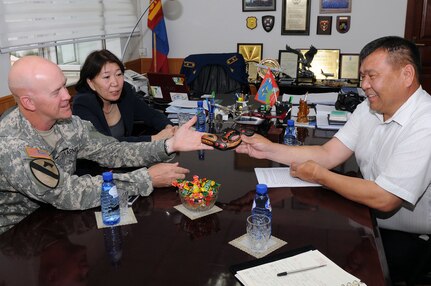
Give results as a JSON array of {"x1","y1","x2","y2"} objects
[{"x1": 335, "y1": 91, "x2": 365, "y2": 113}]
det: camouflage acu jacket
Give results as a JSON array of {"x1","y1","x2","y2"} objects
[{"x1": 0, "y1": 108, "x2": 174, "y2": 233}]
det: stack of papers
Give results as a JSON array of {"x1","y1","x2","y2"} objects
[
  {"x1": 328, "y1": 110, "x2": 349, "y2": 125},
  {"x1": 281, "y1": 92, "x2": 339, "y2": 105},
  {"x1": 165, "y1": 99, "x2": 209, "y2": 114},
  {"x1": 315, "y1": 104, "x2": 351, "y2": 130},
  {"x1": 233, "y1": 249, "x2": 365, "y2": 286}
]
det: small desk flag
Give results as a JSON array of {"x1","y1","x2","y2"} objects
[
  {"x1": 148, "y1": 0, "x2": 169, "y2": 73},
  {"x1": 255, "y1": 68, "x2": 279, "y2": 107}
]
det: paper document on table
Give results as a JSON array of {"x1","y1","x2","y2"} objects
[
  {"x1": 281, "y1": 92, "x2": 338, "y2": 105},
  {"x1": 254, "y1": 167, "x2": 321, "y2": 188},
  {"x1": 235, "y1": 249, "x2": 365, "y2": 286}
]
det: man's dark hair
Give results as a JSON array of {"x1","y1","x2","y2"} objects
[
  {"x1": 75, "y1": 49, "x2": 125, "y2": 93},
  {"x1": 359, "y1": 36, "x2": 422, "y2": 81}
]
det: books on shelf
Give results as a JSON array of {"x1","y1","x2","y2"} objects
[{"x1": 231, "y1": 247, "x2": 366, "y2": 286}]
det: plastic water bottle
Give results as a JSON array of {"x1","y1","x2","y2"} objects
[
  {"x1": 284, "y1": 119, "x2": 297, "y2": 146},
  {"x1": 195, "y1": 100, "x2": 206, "y2": 132},
  {"x1": 101, "y1": 171, "x2": 120, "y2": 225},
  {"x1": 252, "y1": 184, "x2": 272, "y2": 234},
  {"x1": 103, "y1": 226, "x2": 123, "y2": 267}
]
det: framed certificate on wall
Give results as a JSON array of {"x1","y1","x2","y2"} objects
[{"x1": 339, "y1": 54, "x2": 360, "y2": 80}]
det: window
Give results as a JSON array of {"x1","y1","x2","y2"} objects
[{"x1": 1, "y1": 0, "x2": 138, "y2": 79}]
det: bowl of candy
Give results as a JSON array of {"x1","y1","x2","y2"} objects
[{"x1": 172, "y1": 175, "x2": 220, "y2": 212}]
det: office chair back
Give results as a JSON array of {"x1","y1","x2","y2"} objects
[{"x1": 180, "y1": 53, "x2": 249, "y2": 97}]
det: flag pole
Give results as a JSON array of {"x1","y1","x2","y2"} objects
[
  {"x1": 153, "y1": 33, "x2": 157, "y2": 72},
  {"x1": 121, "y1": 0, "x2": 155, "y2": 62}
]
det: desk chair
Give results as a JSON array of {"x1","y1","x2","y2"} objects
[{"x1": 180, "y1": 53, "x2": 249, "y2": 97}]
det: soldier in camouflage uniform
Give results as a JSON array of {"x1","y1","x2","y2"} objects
[{"x1": 0, "y1": 56, "x2": 212, "y2": 234}]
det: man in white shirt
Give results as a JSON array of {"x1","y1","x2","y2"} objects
[{"x1": 236, "y1": 36, "x2": 431, "y2": 284}]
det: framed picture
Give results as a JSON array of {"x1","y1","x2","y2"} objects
[
  {"x1": 278, "y1": 50, "x2": 299, "y2": 79},
  {"x1": 281, "y1": 0, "x2": 311, "y2": 35},
  {"x1": 243, "y1": 0, "x2": 276, "y2": 12},
  {"x1": 237, "y1": 43, "x2": 263, "y2": 81},
  {"x1": 339, "y1": 53, "x2": 360, "y2": 80},
  {"x1": 317, "y1": 16, "x2": 332, "y2": 35},
  {"x1": 299, "y1": 48, "x2": 340, "y2": 79},
  {"x1": 320, "y1": 0, "x2": 352, "y2": 13}
]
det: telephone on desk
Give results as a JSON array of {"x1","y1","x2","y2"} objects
[{"x1": 124, "y1": 69, "x2": 148, "y2": 94}]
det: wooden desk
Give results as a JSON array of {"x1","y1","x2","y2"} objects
[{"x1": 0, "y1": 130, "x2": 390, "y2": 286}]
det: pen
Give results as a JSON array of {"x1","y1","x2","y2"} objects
[{"x1": 276, "y1": 264, "x2": 326, "y2": 277}]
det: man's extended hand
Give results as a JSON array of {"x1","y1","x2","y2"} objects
[
  {"x1": 235, "y1": 133, "x2": 274, "y2": 159},
  {"x1": 165, "y1": 116, "x2": 213, "y2": 153}
]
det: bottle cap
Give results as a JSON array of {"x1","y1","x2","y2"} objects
[
  {"x1": 287, "y1": 119, "x2": 295, "y2": 126},
  {"x1": 256, "y1": 184, "x2": 268, "y2": 195},
  {"x1": 197, "y1": 100, "x2": 203, "y2": 107},
  {"x1": 103, "y1": 171, "x2": 113, "y2": 181}
]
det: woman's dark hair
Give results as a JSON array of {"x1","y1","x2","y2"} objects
[
  {"x1": 359, "y1": 36, "x2": 422, "y2": 81},
  {"x1": 75, "y1": 49, "x2": 125, "y2": 93}
]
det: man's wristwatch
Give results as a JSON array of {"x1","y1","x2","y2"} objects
[{"x1": 164, "y1": 139, "x2": 174, "y2": 155}]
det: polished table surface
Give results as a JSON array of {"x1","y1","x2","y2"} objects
[{"x1": 0, "y1": 128, "x2": 390, "y2": 286}]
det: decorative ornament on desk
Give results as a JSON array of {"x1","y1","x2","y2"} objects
[
  {"x1": 255, "y1": 67, "x2": 279, "y2": 107},
  {"x1": 172, "y1": 176, "x2": 221, "y2": 212},
  {"x1": 297, "y1": 97, "x2": 310, "y2": 123},
  {"x1": 285, "y1": 45, "x2": 317, "y2": 82}
]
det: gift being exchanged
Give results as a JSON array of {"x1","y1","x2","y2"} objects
[{"x1": 201, "y1": 128, "x2": 254, "y2": 150}]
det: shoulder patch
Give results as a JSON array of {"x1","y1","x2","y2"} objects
[
  {"x1": 25, "y1": 147, "x2": 52, "y2": 159},
  {"x1": 29, "y1": 158, "x2": 60, "y2": 189}
]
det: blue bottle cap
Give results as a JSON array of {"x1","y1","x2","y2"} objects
[
  {"x1": 256, "y1": 184, "x2": 268, "y2": 195},
  {"x1": 197, "y1": 100, "x2": 203, "y2": 107},
  {"x1": 102, "y1": 171, "x2": 113, "y2": 181},
  {"x1": 287, "y1": 119, "x2": 295, "y2": 126}
]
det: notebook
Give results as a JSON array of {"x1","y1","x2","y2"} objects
[
  {"x1": 231, "y1": 245, "x2": 366, "y2": 286},
  {"x1": 146, "y1": 72, "x2": 189, "y2": 103}
]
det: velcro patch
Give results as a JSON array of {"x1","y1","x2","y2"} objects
[
  {"x1": 25, "y1": 147, "x2": 51, "y2": 159},
  {"x1": 29, "y1": 158, "x2": 60, "y2": 189}
]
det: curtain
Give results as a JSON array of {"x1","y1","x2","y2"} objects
[{"x1": 0, "y1": 0, "x2": 138, "y2": 53}]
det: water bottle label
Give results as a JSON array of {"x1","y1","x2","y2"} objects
[{"x1": 109, "y1": 185, "x2": 119, "y2": 198}]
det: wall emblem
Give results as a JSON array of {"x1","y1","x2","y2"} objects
[
  {"x1": 262, "y1": 15, "x2": 275, "y2": 32},
  {"x1": 246, "y1": 16, "x2": 257, "y2": 30}
]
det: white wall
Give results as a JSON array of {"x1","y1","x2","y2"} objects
[
  {"x1": 0, "y1": 0, "x2": 408, "y2": 97},
  {"x1": 148, "y1": 0, "x2": 408, "y2": 58}
]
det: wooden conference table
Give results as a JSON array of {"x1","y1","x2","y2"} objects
[{"x1": 0, "y1": 128, "x2": 390, "y2": 286}]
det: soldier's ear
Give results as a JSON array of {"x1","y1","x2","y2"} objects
[{"x1": 19, "y1": 95, "x2": 36, "y2": 111}]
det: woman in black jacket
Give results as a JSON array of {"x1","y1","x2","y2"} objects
[{"x1": 73, "y1": 49, "x2": 176, "y2": 142}]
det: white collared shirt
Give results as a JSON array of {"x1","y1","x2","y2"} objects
[{"x1": 335, "y1": 87, "x2": 431, "y2": 234}]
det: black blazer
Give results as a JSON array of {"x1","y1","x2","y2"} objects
[{"x1": 72, "y1": 82, "x2": 172, "y2": 142}]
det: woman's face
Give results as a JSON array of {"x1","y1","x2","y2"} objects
[{"x1": 87, "y1": 62, "x2": 124, "y2": 102}]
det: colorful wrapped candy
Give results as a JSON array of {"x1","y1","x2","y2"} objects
[{"x1": 172, "y1": 176, "x2": 221, "y2": 211}]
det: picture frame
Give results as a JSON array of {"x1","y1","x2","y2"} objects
[
  {"x1": 278, "y1": 50, "x2": 299, "y2": 79},
  {"x1": 237, "y1": 43, "x2": 263, "y2": 81},
  {"x1": 339, "y1": 53, "x2": 360, "y2": 80},
  {"x1": 320, "y1": 0, "x2": 352, "y2": 14},
  {"x1": 299, "y1": 48, "x2": 340, "y2": 79},
  {"x1": 243, "y1": 0, "x2": 276, "y2": 12},
  {"x1": 281, "y1": 0, "x2": 311, "y2": 35},
  {"x1": 317, "y1": 16, "x2": 332, "y2": 35}
]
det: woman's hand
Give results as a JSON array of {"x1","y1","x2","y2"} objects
[{"x1": 152, "y1": 125, "x2": 177, "y2": 141}]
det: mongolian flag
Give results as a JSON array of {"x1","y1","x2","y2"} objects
[
  {"x1": 255, "y1": 68, "x2": 279, "y2": 107},
  {"x1": 147, "y1": 0, "x2": 169, "y2": 73}
]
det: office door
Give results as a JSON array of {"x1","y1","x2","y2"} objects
[{"x1": 405, "y1": 0, "x2": 431, "y2": 93}]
